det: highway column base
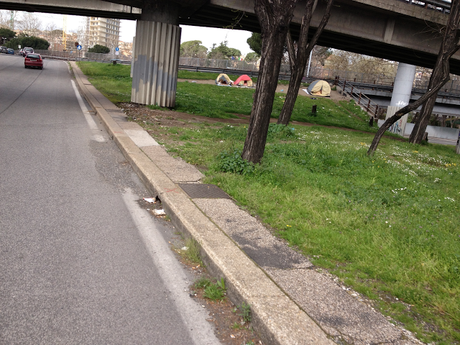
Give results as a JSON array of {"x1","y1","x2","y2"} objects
[
  {"x1": 131, "y1": 20, "x2": 181, "y2": 107},
  {"x1": 386, "y1": 63, "x2": 416, "y2": 136}
]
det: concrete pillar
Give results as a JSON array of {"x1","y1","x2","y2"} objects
[
  {"x1": 386, "y1": 63, "x2": 416, "y2": 136},
  {"x1": 130, "y1": 36, "x2": 135, "y2": 79},
  {"x1": 390, "y1": 63, "x2": 416, "y2": 107},
  {"x1": 131, "y1": 21, "x2": 181, "y2": 107},
  {"x1": 131, "y1": 2, "x2": 181, "y2": 107}
]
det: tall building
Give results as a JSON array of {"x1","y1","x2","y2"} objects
[{"x1": 86, "y1": 17, "x2": 120, "y2": 53}]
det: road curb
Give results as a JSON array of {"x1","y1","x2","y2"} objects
[{"x1": 70, "y1": 61, "x2": 333, "y2": 345}]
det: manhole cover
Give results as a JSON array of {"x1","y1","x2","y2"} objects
[{"x1": 179, "y1": 184, "x2": 230, "y2": 199}]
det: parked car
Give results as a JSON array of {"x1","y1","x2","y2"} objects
[
  {"x1": 24, "y1": 53, "x2": 43, "y2": 69},
  {"x1": 0, "y1": 46, "x2": 8, "y2": 54},
  {"x1": 7, "y1": 48, "x2": 14, "y2": 54},
  {"x1": 21, "y1": 47, "x2": 34, "y2": 57}
]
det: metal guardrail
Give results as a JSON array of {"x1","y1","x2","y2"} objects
[
  {"x1": 401, "y1": 0, "x2": 451, "y2": 13},
  {"x1": 178, "y1": 65, "x2": 297, "y2": 81},
  {"x1": 335, "y1": 79, "x2": 386, "y2": 120},
  {"x1": 178, "y1": 65, "x2": 260, "y2": 78}
]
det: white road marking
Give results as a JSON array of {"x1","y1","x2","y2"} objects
[
  {"x1": 121, "y1": 189, "x2": 220, "y2": 345},
  {"x1": 70, "y1": 80, "x2": 106, "y2": 143}
]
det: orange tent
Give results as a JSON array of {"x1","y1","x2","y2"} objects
[{"x1": 234, "y1": 75, "x2": 253, "y2": 87}]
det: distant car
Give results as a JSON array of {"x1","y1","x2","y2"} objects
[
  {"x1": 0, "y1": 46, "x2": 7, "y2": 54},
  {"x1": 24, "y1": 53, "x2": 43, "y2": 69},
  {"x1": 22, "y1": 47, "x2": 34, "y2": 57},
  {"x1": 7, "y1": 48, "x2": 14, "y2": 54}
]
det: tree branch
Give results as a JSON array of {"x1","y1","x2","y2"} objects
[{"x1": 306, "y1": 0, "x2": 334, "y2": 53}]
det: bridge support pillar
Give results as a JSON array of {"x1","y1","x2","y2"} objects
[
  {"x1": 386, "y1": 63, "x2": 416, "y2": 136},
  {"x1": 131, "y1": 19, "x2": 181, "y2": 107}
]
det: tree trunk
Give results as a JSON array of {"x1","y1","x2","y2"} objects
[
  {"x1": 409, "y1": 0, "x2": 460, "y2": 143},
  {"x1": 242, "y1": 0, "x2": 298, "y2": 163},
  {"x1": 277, "y1": 0, "x2": 334, "y2": 125},
  {"x1": 367, "y1": 78, "x2": 451, "y2": 155},
  {"x1": 368, "y1": 0, "x2": 460, "y2": 154},
  {"x1": 456, "y1": 131, "x2": 460, "y2": 154},
  {"x1": 409, "y1": 68, "x2": 443, "y2": 143}
]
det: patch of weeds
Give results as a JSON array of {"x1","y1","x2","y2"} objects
[
  {"x1": 194, "y1": 277, "x2": 211, "y2": 289},
  {"x1": 194, "y1": 277, "x2": 226, "y2": 301},
  {"x1": 238, "y1": 302, "x2": 252, "y2": 323},
  {"x1": 147, "y1": 104, "x2": 165, "y2": 111},
  {"x1": 217, "y1": 150, "x2": 254, "y2": 175},
  {"x1": 216, "y1": 277, "x2": 226, "y2": 290},
  {"x1": 232, "y1": 322, "x2": 245, "y2": 330},
  {"x1": 183, "y1": 238, "x2": 203, "y2": 266},
  {"x1": 267, "y1": 123, "x2": 296, "y2": 140},
  {"x1": 204, "y1": 283, "x2": 226, "y2": 301}
]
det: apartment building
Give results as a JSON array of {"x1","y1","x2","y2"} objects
[{"x1": 86, "y1": 17, "x2": 120, "y2": 53}]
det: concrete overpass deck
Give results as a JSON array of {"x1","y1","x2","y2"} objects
[{"x1": 0, "y1": 0, "x2": 458, "y2": 73}]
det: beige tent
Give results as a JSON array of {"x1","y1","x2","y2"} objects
[
  {"x1": 215, "y1": 73, "x2": 233, "y2": 86},
  {"x1": 305, "y1": 80, "x2": 331, "y2": 97}
]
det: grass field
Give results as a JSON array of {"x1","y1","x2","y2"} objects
[
  {"x1": 77, "y1": 61, "x2": 460, "y2": 344},
  {"x1": 77, "y1": 62, "x2": 373, "y2": 131}
]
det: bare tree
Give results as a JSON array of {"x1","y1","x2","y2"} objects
[
  {"x1": 277, "y1": 0, "x2": 334, "y2": 125},
  {"x1": 409, "y1": 10, "x2": 460, "y2": 143},
  {"x1": 311, "y1": 45, "x2": 332, "y2": 67},
  {"x1": 241, "y1": 0, "x2": 299, "y2": 164},
  {"x1": 0, "y1": 10, "x2": 19, "y2": 30},
  {"x1": 367, "y1": 0, "x2": 460, "y2": 156},
  {"x1": 0, "y1": 11, "x2": 8, "y2": 28},
  {"x1": 76, "y1": 25, "x2": 87, "y2": 50},
  {"x1": 17, "y1": 13, "x2": 42, "y2": 36},
  {"x1": 326, "y1": 50, "x2": 397, "y2": 80},
  {"x1": 42, "y1": 23, "x2": 61, "y2": 49}
]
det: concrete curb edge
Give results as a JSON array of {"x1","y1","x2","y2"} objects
[{"x1": 70, "y1": 61, "x2": 333, "y2": 345}]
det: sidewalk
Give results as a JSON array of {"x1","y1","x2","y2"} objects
[{"x1": 70, "y1": 62, "x2": 423, "y2": 345}]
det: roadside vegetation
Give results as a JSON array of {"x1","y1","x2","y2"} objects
[
  {"x1": 77, "y1": 61, "x2": 371, "y2": 130},
  {"x1": 77, "y1": 61, "x2": 460, "y2": 344}
]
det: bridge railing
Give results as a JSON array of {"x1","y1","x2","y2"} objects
[
  {"x1": 335, "y1": 79, "x2": 386, "y2": 120},
  {"x1": 36, "y1": 50, "x2": 129, "y2": 63},
  {"x1": 400, "y1": 0, "x2": 451, "y2": 13},
  {"x1": 37, "y1": 49, "x2": 460, "y2": 97}
]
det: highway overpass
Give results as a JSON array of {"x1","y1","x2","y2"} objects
[
  {"x1": 0, "y1": 0, "x2": 457, "y2": 72},
  {"x1": 0, "y1": 0, "x2": 456, "y2": 106}
]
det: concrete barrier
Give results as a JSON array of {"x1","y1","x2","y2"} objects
[{"x1": 378, "y1": 120, "x2": 459, "y2": 140}]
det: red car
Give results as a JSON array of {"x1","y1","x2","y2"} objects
[{"x1": 24, "y1": 53, "x2": 43, "y2": 69}]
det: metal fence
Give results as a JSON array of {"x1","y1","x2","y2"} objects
[
  {"x1": 36, "y1": 50, "x2": 128, "y2": 63},
  {"x1": 335, "y1": 80, "x2": 386, "y2": 120},
  {"x1": 35, "y1": 50, "x2": 460, "y2": 96}
]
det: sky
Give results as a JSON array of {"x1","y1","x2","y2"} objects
[{"x1": 33, "y1": 12, "x2": 254, "y2": 55}]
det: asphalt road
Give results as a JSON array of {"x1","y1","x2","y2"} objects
[{"x1": 0, "y1": 54, "x2": 220, "y2": 345}]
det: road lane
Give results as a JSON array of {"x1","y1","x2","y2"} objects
[{"x1": 0, "y1": 56, "x2": 219, "y2": 345}]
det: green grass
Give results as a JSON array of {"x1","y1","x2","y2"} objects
[
  {"x1": 194, "y1": 277, "x2": 227, "y2": 301},
  {"x1": 77, "y1": 61, "x2": 460, "y2": 343},
  {"x1": 150, "y1": 122, "x2": 460, "y2": 343},
  {"x1": 182, "y1": 237, "x2": 203, "y2": 266},
  {"x1": 77, "y1": 61, "x2": 376, "y2": 131},
  {"x1": 77, "y1": 61, "x2": 132, "y2": 103}
]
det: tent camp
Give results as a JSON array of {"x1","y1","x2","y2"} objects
[
  {"x1": 234, "y1": 74, "x2": 253, "y2": 87},
  {"x1": 304, "y1": 80, "x2": 331, "y2": 97},
  {"x1": 215, "y1": 73, "x2": 233, "y2": 86}
]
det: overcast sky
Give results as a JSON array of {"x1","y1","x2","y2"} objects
[{"x1": 32, "y1": 12, "x2": 254, "y2": 55}]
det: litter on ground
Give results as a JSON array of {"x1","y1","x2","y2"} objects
[
  {"x1": 153, "y1": 209, "x2": 166, "y2": 216},
  {"x1": 143, "y1": 197, "x2": 156, "y2": 203}
]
